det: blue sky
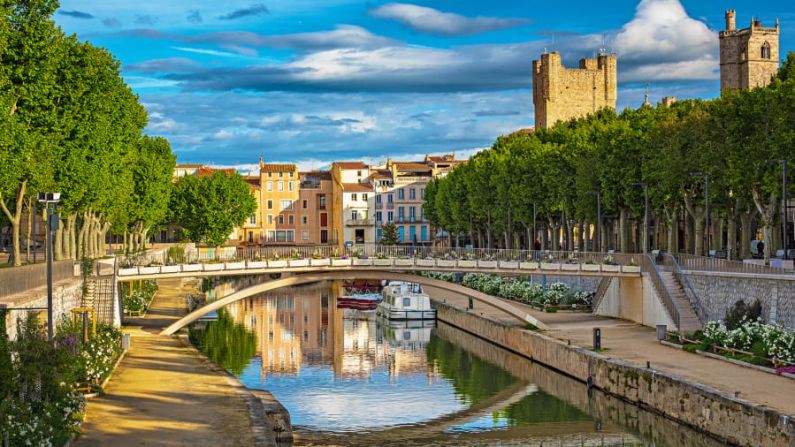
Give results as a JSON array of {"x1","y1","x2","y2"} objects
[{"x1": 55, "y1": 0, "x2": 793, "y2": 170}]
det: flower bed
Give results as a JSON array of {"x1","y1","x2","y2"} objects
[
  {"x1": 122, "y1": 280, "x2": 158, "y2": 316},
  {"x1": 677, "y1": 320, "x2": 795, "y2": 368}
]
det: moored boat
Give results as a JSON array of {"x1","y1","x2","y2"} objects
[{"x1": 377, "y1": 282, "x2": 436, "y2": 320}]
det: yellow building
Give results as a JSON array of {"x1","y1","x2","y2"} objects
[{"x1": 259, "y1": 162, "x2": 300, "y2": 244}]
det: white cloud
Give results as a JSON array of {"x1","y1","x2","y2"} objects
[
  {"x1": 370, "y1": 3, "x2": 529, "y2": 36},
  {"x1": 612, "y1": 0, "x2": 718, "y2": 82},
  {"x1": 172, "y1": 46, "x2": 241, "y2": 58}
]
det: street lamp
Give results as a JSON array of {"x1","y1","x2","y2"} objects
[
  {"x1": 767, "y1": 160, "x2": 789, "y2": 260},
  {"x1": 586, "y1": 191, "x2": 601, "y2": 252},
  {"x1": 37, "y1": 192, "x2": 61, "y2": 342},
  {"x1": 632, "y1": 183, "x2": 650, "y2": 253},
  {"x1": 691, "y1": 173, "x2": 710, "y2": 256}
]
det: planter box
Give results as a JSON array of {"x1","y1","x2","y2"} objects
[
  {"x1": 138, "y1": 266, "x2": 160, "y2": 275},
  {"x1": 581, "y1": 264, "x2": 600, "y2": 272},
  {"x1": 458, "y1": 260, "x2": 477, "y2": 268},
  {"x1": 268, "y1": 260, "x2": 288, "y2": 268},
  {"x1": 416, "y1": 259, "x2": 436, "y2": 267},
  {"x1": 561, "y1": 263, "x2": 580, "y2": 271},
  {"x1": 310, "y1": 258, "x2": 330, "y2": 267},
  {"x1": 353, "y1": 258, "x2": 373, "y2": 266},
  {"x1": 499, "y1": 261, "x2": 519, "y2": 270},
  {"x1": 247, "y1": 261, "x2": 268, "y2": 269},
  {"x1": 182, "y1": 264, "x2": 203, "y2": 272},
  {"x1": 225, "y1": 262, "x2": 246, "y2": 270},
  {"x1": 478, "y1": 260, "x2": 498, "y2": 268},
  {"x1": 519, "y1": 261, "x2": 539, "y2": 270},
  {"x1": 622, "y1": 265, "x2": 641, "y2": 273},
  {"x1": 118, "y1": 267, "x2": 138, "y2": 276},
  {"x1": 601, "y1": 264, "x2": 620, "y2": 273},
  {"x1": 373, "y1": 258, "x2": 393, "y2": 266},
  {"x1": 203, "y1": 263, "x2": 225, "y2": 271},
  {"x1": 160, "y1": 265, "x2": 181, "y2": 274},
  {"x1": 436, "y1": 259, "x2": 457, "y2": 268},
  {"x1": 540, "y1": 262, "x2": 560, "y2": 271},
  {"x1": 332, "y1": 259, "x2": 352, "y2": 267},
  {"x1": 288, "y1": 259, "x2": 310, "y2": 268},
  {"x1": 394, "y1": 259, "x2": 414, "y2": 267}
]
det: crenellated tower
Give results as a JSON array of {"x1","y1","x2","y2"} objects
[{"x1": 719, "y1": 9, "x2": 780, "y2": 92}]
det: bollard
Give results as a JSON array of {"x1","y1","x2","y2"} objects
[
  {"x1": 656, "y1": 324, "x2": 667, "y2": 341},
  {"x1": 593, "y1": 327, "x2": 601, "y2": 350},
  {"x1": 468, "y1": 297, "x2": 474, "y2": 310},
  {"x1": 122, "y1": 333, "x2": 131, "y2": 351}
]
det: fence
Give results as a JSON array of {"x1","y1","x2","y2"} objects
[
  {"x1": 640, "y1": 254, "x2": 680, "y2": 330},
  {"x1": 0, "y1": 260, "x2": 76, "y2": 299},
  {"x1": 673, "y1": 253, "x2": 793, "y2": 275}
]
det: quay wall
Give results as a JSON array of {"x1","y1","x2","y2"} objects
[
  {"x1": 684, "y1": 272, "x2": 795, "y2": 329},
  {"x1": 2, "y1": 279, "x2": 83, "y2": 340},
  {"x1": 435, "y1": 302, "x2": 795, "y2": 447}
]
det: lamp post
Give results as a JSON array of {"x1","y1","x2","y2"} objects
[
  {"x1": 587, "y1": 191, "x2": 602, "y2": 252},
  {"x1": 37, "y1": 192, "x2": 61, "y2": 342},
  {"x1": 691, "y1": 173, "x2": 710, "y2": 256},
  {"x1": 767, "y1": 160, "x2": 789, "y2": 260}
]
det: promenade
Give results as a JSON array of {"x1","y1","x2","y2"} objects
[
  {"x1": 425, "y1": 285, "x2": 795, "y2": 418},
  {"x1": 75, "y1": 279, "x2": 256, "y2": 447}
]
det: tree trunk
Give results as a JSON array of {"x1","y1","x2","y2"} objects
[
  {"x1": 0, "y1": 179, "x2": 27, "y2": 266},
  {"x1": 739, "y1": 207, "x2": 757, "y2": 260},
  {"x1": 68, "y1": 215, "x2": 77, "y2": 260},
  {"x1": 55, "y1": 210, "x2": 63, "y2": 261},
  {"x1": 683, "y1": 192, "x2": 707, "y2": 256},
  {"x1": 727, "y1": 205, "x2": 737, "y2": 260},
  {"x1": 751, "y1": 188, "x2": 777, "y2": 260},
  {"x1": 665, "y1": 207, "x2": 677, "y2": 253},
  {"x1": 619, "y1": 209, "x2": 629, "y2": 253}
]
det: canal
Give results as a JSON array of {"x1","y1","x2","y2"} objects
[{"x1": 189, "y1": 278, "x2": 726, "y2": 446}]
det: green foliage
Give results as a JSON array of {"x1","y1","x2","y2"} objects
[
  {"x1": 189, "y1": 309, "x2": 256, "y2": 376},
  {"x1": 724, "y1": 299, "x2": 762, "y2": 330},
  {"x1": 170, "y1": 172, "x2": 256, "y2": 247},
  {"x1": 777, "y1": 52, "x2": 795, "y2": 82},
  {"x1": 166, "y1": 244, "x2": 188, "y2": 265},
  {"x1": 380, "y1": 222, "x2": 400, "y2": 245},
  {"x1": 122, "y1": 280, "x2": 158, "y2": 314}
]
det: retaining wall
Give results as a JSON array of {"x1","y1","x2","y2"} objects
[
  {"x1": 435, "y1": 302, "x2": 795, "y2": 447},
  {"x1": 685, "y1": 272, "x2": 795, "y2": 329},
  {"x1": 2, "y1": 279, "x2": 83, "y2": 340}
]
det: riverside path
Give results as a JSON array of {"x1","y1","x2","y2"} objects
[{"x1": 75, "y1": 278, "x2": 257, "y2": 447}]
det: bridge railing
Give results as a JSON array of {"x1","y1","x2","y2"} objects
[{"x1": 672, "y1": 253, "x2": 793, "y2": 275}]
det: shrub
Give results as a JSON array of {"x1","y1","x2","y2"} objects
[{"x1": 724, "y1": 299, "x2": 762, "y2": 330}]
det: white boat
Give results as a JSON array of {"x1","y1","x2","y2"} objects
[{"x1": 377, "y1": 281, "x2": 436, "y2": 321}]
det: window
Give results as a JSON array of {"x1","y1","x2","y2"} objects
[
  {"x1": 302, "y1": 216, "x2": 308, "y2": 225},
  {"x1": 397, "y1": 226, "x2": 404, "y2": 241},
  {"x1": 320, "y1": 212, "x2": 328, "y2": 227},
  {"x1": 387, "y1": 211, "x2": 394, "y2": 222},
  {"x1": 268, "y1": 172, "x2": 272, "y2": 178},
  {"x1": 302, "y1": 231, "x2": 309, "y2": 241},
  {"x1": 279, "y1": 172, "x2": 283, "y2": 178},
  {"x1": 288, "y1": 181, "x2": 294, "y2": 191},
  {"x1": 398, "y1": 189, "x2": 404, "y2": 200},
  {"x1": 278, "y1": 216, "x2": 284, "y2": 225},
  {"x1": 387, "y1": 193, "x2": 393, "y2": 203},
  {"x1": 421, "y1": 188, "x2": 425, "y2": 199},
  {"x1": 351, "y1": 193, "x2": 357, "y2": 202},
  {"x1": 409, "y1": 188, "x2": 416, "y2": 200},
  {"x1": 320, "y1": 229, "x2": 328, "y2": 243},
  {"x1": 249, "y1": 215, "x2": 256, "y2": 225},
  {"x1": 267, "y1": 200, "x2": 273, "y2": 210},
  {"x1": 403, "y1": 298, "x2": 411, "y2": 308},
  {"x1": 278, "y1": 181, "x2": 284, "y2": 191},
  {"x1": 302, "y1": 199, "x2": 308, "y2": 209},
  {"x1": 398, "y1": 207, "x2": 405, "y2": 219},
  {"x1": 376, "y1": 211, "x2": 382, "y2": 223},
  {"x1": 362, "y1": 193, "x2": 368, "y2": 202},
  {"x1": 409, "y1": 207, "x2": 416, "y2": 221},
  {"x1": 266, "y1": 181, "x2": 273, "y2": 191},
  {"x1": 421, "y1": 226, "x2": 428, "y2": 241},
  {"x1": 376, "y1": 195, "x2": 382, "y2": 205},
  {"x1": 267, "y1": 215, "x2": 273, "y2": 225},
  {"x1": 351, "y1": 210, "x2": 359, "y2": 221},
  {"x1": 357, "y1": 170, "x2": 362, "y2": 177},
  {"x1": 762, "y1": 41, "x2": 771, "y2": 59},
  {"x1": 289, "y1": 171, "x2": 294, "y2": 177},
  {"x1": 288, "y1": 215, "x2": 294, "y2": 225},
  {"x1": 318, "y1": 194, "x2": 326, "y2": 209},
  {"x1": 267, "y1": 230, "x2": 294, "y2": 242},
  {"x1": 280, "y1": 200, "x2": 292, "y2": 210}
]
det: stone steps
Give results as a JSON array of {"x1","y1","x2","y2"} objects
[{"x1": 660, "y1": 271, "x2": 702, "y2": 333}]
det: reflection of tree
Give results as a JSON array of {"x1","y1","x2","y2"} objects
[
  {"x1": 497, "y1": 391, "x2": 591, "y2": 425},
  {"x1": 190, "y1": 309, "x2": 256, "y2": 375},
  {"x1": 425, "y1": 334, "x2": 516, "y2": 404}
]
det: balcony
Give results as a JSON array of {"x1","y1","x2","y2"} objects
[
  {"x1": 385, "y1": 202, "x2": 395, "y2": 209},
  {"x1": 346, "y1": 218, "x2": 374, "y2": 226},
  {"x1": 317, "y1": 203, "x2": 327, "y2": 210}
]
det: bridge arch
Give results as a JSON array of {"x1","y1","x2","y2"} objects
[{"x1": 160, "y1": 271, "x2": 545, "y2": 335}]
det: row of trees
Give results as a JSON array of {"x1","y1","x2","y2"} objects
[
  {"x1": 0, "y1": 1, "x2": 176, "y2": 265},
  {"x1": 425, "y1": 54, "x2": 795, "y2": 259}
]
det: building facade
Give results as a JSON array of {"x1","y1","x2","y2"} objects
[
  {"x1": 532, "y1": 51, "x2": 617, "y2": 129},
  {"x1": 331, "y1": 162, "x2": 375, "y2": 246},
  {"x1": 259, "y1": 163, "x2": 300, "y2": 244},
  {"x1": 719, "y1": 10, "x2": 780, "y2": 92},
  {"x1": 297, "y1": 171, "x2": 334, "y2": 244}
]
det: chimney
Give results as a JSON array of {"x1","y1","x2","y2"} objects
[{"x1": 725, "y1": 9, "x2": 736, "y2": 31}]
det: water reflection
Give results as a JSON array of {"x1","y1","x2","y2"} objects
[{"x1": 192, "y1": 279, "x2": 725, "y2": 447}]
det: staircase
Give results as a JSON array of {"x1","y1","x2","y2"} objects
[
  {"x1": 83, "y1": 278, "x2": 116, "y2": 324},
  {"x1": 659, "y1": 271, "x2": 702, "y2": 334}
]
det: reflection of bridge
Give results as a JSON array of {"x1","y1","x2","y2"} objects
[{"x1": 160, "y1": 271, "x2": 551, "y2": 335}]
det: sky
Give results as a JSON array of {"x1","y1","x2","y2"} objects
[{"x1": 55, "y1": 0, "x2": 794, "y2": 170}]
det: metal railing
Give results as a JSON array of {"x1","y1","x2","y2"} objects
[
  {"x1": 641, "y1": 254, "x2": 681, "y2": 330},
  {"x1": 346, "y1": 218, "x2": 374, "y2": 226},
  {"x1": 673, "y1": 253, "x2": 793, "y2": 275},
  {"x1": 662, "y1": 253, "x2": 705, "y2": 323},
  {"x1": 0, "y1": 260, "x2": 76, "y2": 299}
]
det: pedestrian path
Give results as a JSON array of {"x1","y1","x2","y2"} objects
[
  {"x1": 425, "y1": 285, "x2": 795, "y2": 417},
  {"x1": 75, "y1": 279, "x2": 256, "y2": 447}
]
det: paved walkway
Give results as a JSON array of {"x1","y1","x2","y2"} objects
[
  {"x1": 425, "y1": 285, "x2": 795, "y2": 417},
  {"x1": 75, "y1": 279, "x2": 256, "y2": 447}
]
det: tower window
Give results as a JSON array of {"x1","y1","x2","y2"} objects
[{"x1": 761, "y1": 42, "x2": 771, "y2": 60}]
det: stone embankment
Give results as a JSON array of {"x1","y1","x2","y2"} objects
[{"x1": 434, "y1": 301, "x2": 795, "y2": 447}]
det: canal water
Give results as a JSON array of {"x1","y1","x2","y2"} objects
[{"x1": 190, "y1": 278, "x2": 726, "y2": 447}]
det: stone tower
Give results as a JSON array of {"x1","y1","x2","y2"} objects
[
  {"x1": 719, "y1": 9, "x2": 780, "y2": 92},
  {"x1": 532, "y1": 51, "x2": 617, "y2": 129}
]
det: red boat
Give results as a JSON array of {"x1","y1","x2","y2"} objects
[{"x1": 337, "y1": 293, "x2": 381, "y2": 310}]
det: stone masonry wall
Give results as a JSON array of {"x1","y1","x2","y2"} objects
[
  {"x1": 685, "y1": 272, "x2": 795, "y2": 329},
  {"x1": 435, "y1": 302, "x2": 795, "y2": 447},
  {"x1": 3, "y1": 279, "x2": 83, "y2": 341}
]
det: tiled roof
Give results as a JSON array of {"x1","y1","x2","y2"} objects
[
  {"x1": 176, "y1": 163, "x2": 204, "y2": 168},
  {"x1": 243, "y1": 176, "x2": 260, "y2": 189},
  {"x1": 335, "y1": 161, "x2": 367, "y2": 169},
  {"x1": 300, "y1": 170, "x2": 332, "y2": 180},
  {"x1": 260, "y1": 163, "x2": 297, "y2": 173},
  {"x1": 342, "y1": 183, "x2": 374, "y2": 192},
  {"x1": 370, "y1": 170, "x2": 392, "y2": 179},
  {"x1": 394, "y1": 162, "x2": 431, "y2": 171},
  {"x1": 197, "y1": 167, "x2": 236, "y2": 177}
]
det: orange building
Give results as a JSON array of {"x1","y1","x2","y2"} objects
[
  {"x1": 259, "y1": 162, "x2": 300, "y2": 244},
  {"x1": 297, "y1": 171, "x2": 334, "y2": 244}
]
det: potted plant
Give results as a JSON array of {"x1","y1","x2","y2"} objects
[
  {"x1": 394, "y1": 255, "x2": 414, "y2": 267},
  {"x1": 581, "y1": 259, "x2": 600, "y2": 272},
  {"x1": 478, "y1": 255, "x2": 498, "y2": 268},
  {"x1": 540, "y1": 254, "x2": 559, "y2": 270},
  {"x1": 561, "y1": 253, "x2": 580, "y2": 271},
  {"x1": 416, "y1": 256, "x2": 436, "y2": 267},
  {"x1": 138, "y1": 263, "x2": 161, "y2": 275},
  {"x1": 118, "y1": 262, "x2": 139, "y2": 276},
  {"x1": 437, "y1": 253, "x2": 457, "y2": 268},
  {"x1": 601, "y1": 255, "x2": 620, "y2": 272},
  {"x1": 289, "y1": 249, "x2": 310, "y2": 267},
  {"x1": 458, "y1": 253, "x2": 477, "y2": 268},
  {"x1": 203, "y1": 259, "x2": 226, "y2": 271},
  {"x1": 160, "y1": 263, "x2": 182, "y2": 273},
  {"x1": 373, "y1": 252, "x2": 392, "y2": 266},
  {"x1": 182, "y1": 260, "x2": 203, "y2": 272},
  {"x1": 353, "y1": 250, "x2": 373, "y2": 266},
  {"x1": 519, "y1": 257, "x2": 539, "y2": 270},
  {"x1": 247, "y1": 254, "x2": 268, "y2": 269},
  {"x1": 499, "y1": 253, "x2": 519, "y2": 269},
  {"x1": 268, "y1": 253, "x2": 288, "y2": 268},
  {"x1": 332, "y1": 254, "x2": 352, "y2": 267},
  {"x1": 310, "y1": 250, "x2": 330, "y2": 266},
  {"x1": 225, "y1": 258, "x2": 246, "y2": 270},
  {"x1": 622, "y1": 258, "x2": 641, "y2": 273}
]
